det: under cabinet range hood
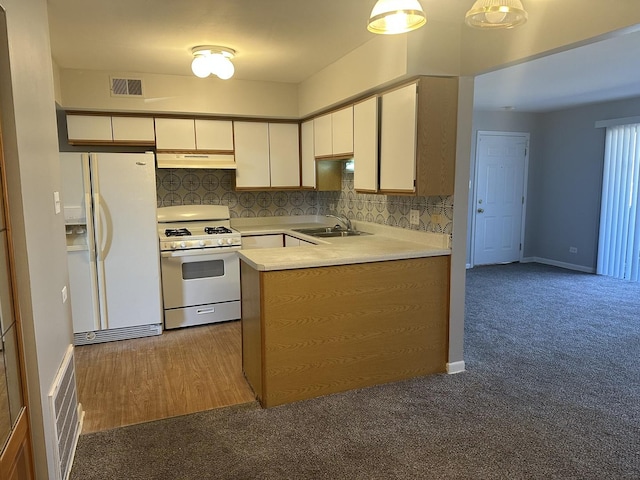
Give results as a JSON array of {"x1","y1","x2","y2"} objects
[{"x1": 156, "y1": 153, "x2": 236, "y2": 169}]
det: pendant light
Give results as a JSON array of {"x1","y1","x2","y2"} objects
[
  {"x1": 465, "y1": 0, "x2": 528, "y2": 29},
  {"x1": 367, "y1": 0, "x2": 427, "y2": 35}
]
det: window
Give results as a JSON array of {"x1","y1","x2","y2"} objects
[{"x1": 597, "y1": 123, "x2": 640, "y2": 281}]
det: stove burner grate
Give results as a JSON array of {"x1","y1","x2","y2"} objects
[
  {"x1": 205, "y1": 226, "x2": 233, "y2": 235},
  {"x1": 165, "y1": 228, "x2": 191, "y2": 237}
]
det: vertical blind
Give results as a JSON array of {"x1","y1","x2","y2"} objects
[{"x1": 597, "y1": 123, "x2": 640, "y2": 281}]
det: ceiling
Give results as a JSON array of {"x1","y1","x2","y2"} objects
[{"x1": 47, "y1": 0, "x2": 640, "y2": 112}]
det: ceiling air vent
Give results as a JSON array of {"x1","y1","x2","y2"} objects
[{"x1": 110, "y1": 77, "x2": 143, "y2": 97}]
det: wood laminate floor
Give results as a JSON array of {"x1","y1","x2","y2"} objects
[{"x1": 75, "y1": 320, "x2": 256, "y2": 434}]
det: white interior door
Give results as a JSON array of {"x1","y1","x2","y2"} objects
[{"x1": 473, "y1": 133, "x2": 528, "y2": 266}]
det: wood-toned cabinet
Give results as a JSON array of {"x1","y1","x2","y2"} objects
[
  {"x1": 379, "y1": 77, "x2": 458, "y2": 196},
  {"x1": 353, "y1": 96, "x2": 379, "y2": 193},
  {"x1": 234, "y1": 122, "x2": 300, "y2": 189},
  {"x1": 314, "y1": 105, "x2": 353, "y2": 159},
  {"x1": 66, "y1": 114, "x2": 155, "y2": 145},
  {"x1": 154, "y1": 118, "x2": 234, "y2": 153}
]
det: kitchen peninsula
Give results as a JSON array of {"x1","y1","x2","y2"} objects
[{"x1": 236, "y1": 218, "x2": 451, "y2": 408}]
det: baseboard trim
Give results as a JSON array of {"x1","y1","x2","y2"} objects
[
  {"x1": 446, "y1": 361, "x2": 466, "y2": 374},
  {"x1": 521, "y1": 257, "x2": 595, "y2": 273}
]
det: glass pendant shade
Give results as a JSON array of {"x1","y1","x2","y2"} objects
[
  {"x1": 367, "y1": 0, "x2": 426, "y2": 35},
  {"x1": 465, "y1": 0, "x2": 528, "y2": 29}
]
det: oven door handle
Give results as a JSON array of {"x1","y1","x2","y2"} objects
[{"x1": 161, "y1": 247, "x2": 241, "y2": 258}]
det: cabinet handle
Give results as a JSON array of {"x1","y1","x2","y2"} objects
[{"x1": 477, "y1": 208, "x2": 484, "y2": 213}]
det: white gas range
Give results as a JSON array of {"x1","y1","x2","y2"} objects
[
  {"x1": 157, "y1": 205, "x2": 242, "y2": 330},
  {"x1": 158, "y1": 205, "x2": 242, "y2": 252}
]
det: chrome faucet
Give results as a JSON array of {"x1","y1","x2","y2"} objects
[{"x1": 326, "y1": 214, "x2": 352, "y2": 231}]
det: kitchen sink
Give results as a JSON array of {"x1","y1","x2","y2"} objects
[{"x1": 292, "y1": 227, "x2": 371, "y2": 238}]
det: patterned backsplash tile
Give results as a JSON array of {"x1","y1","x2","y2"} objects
[{"x1": 156, "y1": 168, "x2": 453, "y2": 233}]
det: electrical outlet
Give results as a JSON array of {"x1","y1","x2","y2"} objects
[
  {"x1": 569, "y1": 246, "x2": 578, "y2": 254},
  {"x1": 62, "y1": 285, "x2": 68, "y2": 303},
  {"x1": 410, "y1": 210, "x2": 420, "y2": 226}
]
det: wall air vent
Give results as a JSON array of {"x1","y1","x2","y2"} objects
[{"x1": 110, "y1": 77, "x2": 143, "y2": 97}]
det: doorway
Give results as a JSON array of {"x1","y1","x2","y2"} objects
[{"x1": 472, "y1": 131, "x2": 529, "y2": 266}]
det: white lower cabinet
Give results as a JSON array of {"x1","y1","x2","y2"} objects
[
  {"x1": 285, "y1": 235, "x2": 315, "y2": 247},
  {"x1": 241, "y1": 234, "x2": 284, "y2": 249}
]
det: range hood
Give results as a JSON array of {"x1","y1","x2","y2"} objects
[{"x1": 156, "y1": 153, "x2": 236, "y2": 169}]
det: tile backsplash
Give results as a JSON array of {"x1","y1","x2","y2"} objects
[{"x1": 156, "y1": 168, "x2": 453, "y2": 233}]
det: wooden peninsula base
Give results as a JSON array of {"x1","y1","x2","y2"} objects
[{"x1": 241, "y1": 256, "x2": 450, "y2": 408}]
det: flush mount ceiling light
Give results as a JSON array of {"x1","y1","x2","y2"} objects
[
  {"x1": 465, "y1": 0, "x2": 528, "y2": 29},
  {"x1": 367, "y1": 0, "x2": 426, "y2": 35},
  {"x1": 191, "y1": 46, "x2": 236, "y2": 80}
]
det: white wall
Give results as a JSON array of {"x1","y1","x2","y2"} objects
[
  {"x1": 0, "y1": 0, "x2": 73, "y2": 478},
  {"x1": 60, "y1": 69, "x2": 299, "y2": 118},
  {"x1": 460, "y1": 0, "x2": 640, "y2": 75}
]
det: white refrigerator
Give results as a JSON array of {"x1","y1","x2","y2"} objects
[{"x1": 60, "y1": 152, "x2": 163, "y2": 345}]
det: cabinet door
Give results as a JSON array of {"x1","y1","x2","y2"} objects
[
  {"x1": 353, "y1": 97, "x2": 379, "y2": 193},
  {"x1": 332, "y1": 106, "x2": 354, "y2": 156},
  {"x1": 66, "y1": 115, "x2": 112, "y2": 142},
  {"x1": 313, "y1": 114, "x2": 332, "y2": 158},
  {"x1": 111, "y1": 117, "x2": 155, "y2": 143},
  {"x1": 234, "y1": 122, "x2": 270, "y2": 189},
  {"x1": 242, "y1": 235, "x2": 283, "y2": 249},
  {"x1": 269, "y1": 123, "x2": 300, "y2": 188},
  {"x1": 380, "y1": 83, "x2": 417, "y2": 193},
  {"x1": 284, "y1": 235, "x2": 300, "y2": 247},
  {"x1": 301, "y1": 120, "x2": 315, "y2": 189},
  {"x1": 154, "y1": 118, "x2": 196, "y2": 150},
  {"x1": 195, "y1": 119, "x2": 234, "y2": 151}
]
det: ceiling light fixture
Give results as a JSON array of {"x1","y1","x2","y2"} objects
[
  {"x1": 465, "y1": 0, "x2": 528, "y2": 29},
  {"x1": 367, "y1": 0, "x2": 426, "y2": 35},
  {"x1": 191, "y1": 46, "x2": 236, "y2": 80}
]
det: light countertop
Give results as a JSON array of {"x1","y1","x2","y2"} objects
[{"x1": 232, "y1": 215, "x2": 451, "y2": 271}]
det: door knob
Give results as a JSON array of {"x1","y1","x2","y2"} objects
[{"x1": 477, "y1": 208, "x2": 484, "y2": 213}]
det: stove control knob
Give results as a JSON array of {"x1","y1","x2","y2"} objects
[
  {"x1": 172, "y1": 242, "x2": 178, "y2": 249},
  {"x1": 218, "y1": 239, "x2": 224, "y2": 246},
  {"x1": 180, "y1": 241, "x2": 187, "y2": 248},
  {"x1": 199, "y1": 240, "x2": 206, "y2": 247},
  {"x1": 227, "y1": 238, "x2": 233, "y2": 245}
]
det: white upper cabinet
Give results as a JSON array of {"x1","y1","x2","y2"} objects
[
  {"x1": 379, "y1": 83, "x2": 417, "y2": 193},
  {"x1": 353, "y1": 96, "x2": 379, "y2": 193},
  {"x1": 67, "y1": 115, "x2": 112, "y2": 142},
  {"x1": 234, "y1": 122, "x2": 300, "y2": 189},
  {"x1": 269, "y1": 123, "x2": 300, "y2": 188},
  {"x1": 194, "y1": 119, "x2": 234, "y2": 151},
  {"x1": 313, "y1": 105, "x2": 353, "y2": 159},
  {"x1": 301, "y1": 120, "x2": 315, "y2": 189},
  {"x1": 67, "y1": 115, "x2": 155, "y2": 145},
  {"x1": 111, "y1": 117, "x2": 155, "y2": 142},
  {"x1": 154, "y1": 118, "x2": 196, "y2": 150},
  {"x1": 379, "y1": 77, "x2": 458, "y2": 196},
  {"x1": 154, "y1": 118, "x2": 234, "y2": 152},
  {"x1": 331, "y1": 106, "x2": 354, "y2": 156},
  {"x1": 234, "y1": 122, "x2": 271, "y2": 189},
  {"x1": 313, "y1": 114, "x2": 332, "y2": 158}
]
